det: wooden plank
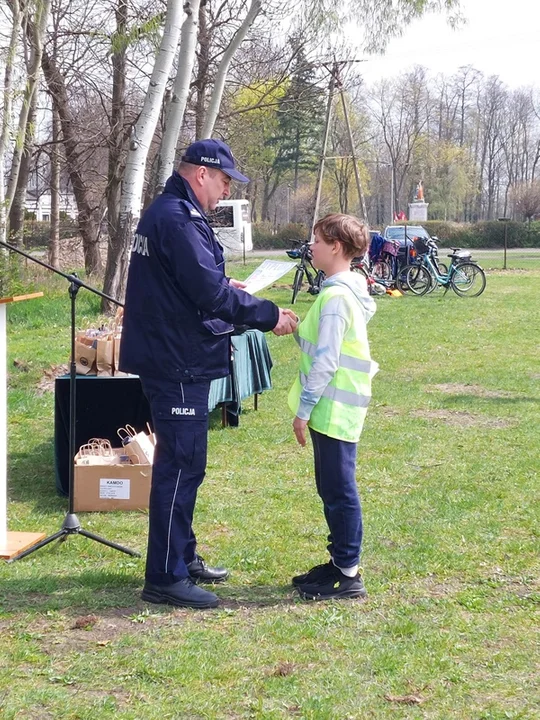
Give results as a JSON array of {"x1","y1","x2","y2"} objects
[
  {"x1": 0, "y1": 292, "x2": 44, "y2": 305},
  {"x1": 0, "y1": 531, "x2": 47, "y2": 560}
]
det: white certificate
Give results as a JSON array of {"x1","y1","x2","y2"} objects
[{"x1": 241, "y1": 260, "x2": 297, "y2": 295}]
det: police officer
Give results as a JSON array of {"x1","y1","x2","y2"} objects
[{"x1": 119, "y1": 139, "x2": 297, "y2": 609}]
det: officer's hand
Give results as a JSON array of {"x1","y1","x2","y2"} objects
[
  {"x1": 293, "y1": 416, "x2": 308, "y2": 447},
  {"x1": 282, "y1": 308, "x2": 299, "y2": 322},
  {"x1": 229, "y1": 278, "x2": 247, "y2": 289},
  {"x1": 272, "y1": 308, "x2": 298, "y2": 336}
]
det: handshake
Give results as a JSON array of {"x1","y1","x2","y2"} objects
[{"x1": 272, "y1": 308, "x2": 299, "y2": 336}]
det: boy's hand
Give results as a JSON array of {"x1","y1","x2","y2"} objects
[
  {"x1": 273, "y1": 308, "x2": 298, "y2": 336},
  {"x1": 293, "y1": 416, "x2": 308, "y2": 447}
]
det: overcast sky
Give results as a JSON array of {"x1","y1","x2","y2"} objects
[{"x1": 356, "y1": 0, "x2": 539, "y2": 88}]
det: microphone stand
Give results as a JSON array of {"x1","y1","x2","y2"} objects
[{"x1": 0, "y1": 239, "x2": 140, "y2": 561}]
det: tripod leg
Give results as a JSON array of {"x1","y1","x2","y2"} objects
[
  {"x1": 7, "y1": 528, "x2": 69, "y2": 562},
  {"x1": 78, "y1": 528, "x2": 140, "y2": 557}
]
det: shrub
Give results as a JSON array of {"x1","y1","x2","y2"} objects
[
  {"x1": 252, "y1": 222, "x2": 309, "y2": 249},
  {"x1": 388, "y1": 220, "x2": 540, "y2": 248},
  {"x1": 21, "y1": 219, "x2": 79, "y2": 249}
]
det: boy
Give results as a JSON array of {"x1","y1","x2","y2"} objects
[{"x1": 288, "y1": 213, "x2": 378, "y2": 600}]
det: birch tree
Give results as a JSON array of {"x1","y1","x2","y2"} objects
[
  {"x1": 101, "y1": 0, "x2": 185, "y2": 310},
  {"x1": 200, "y1": 0, "x2": 262, "y2": 138},
  {"x1": 154, "y1": 0, "x2": 201, "y2": 194},
  {"x1": 0, "y1": 0, "x2": 21, "y2": 247},
  {"x1": 5, "y1": 0, "x2": 51, "y2": 220}
]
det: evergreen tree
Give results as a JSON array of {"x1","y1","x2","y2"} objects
[{"x1": 265, "y1": 43, "x2": 325, "y2": 221}]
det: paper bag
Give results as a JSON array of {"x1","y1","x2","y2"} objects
[
  {"x1": 96, "y1": 333, "x2": 114, "y2": 376},
  {"x1": 75, "y1": 334, "x2": 97, "y2": 375},
  {"x1": 76, "y1": 438, "x2": 126, "y2": 465},
  {"x1": 113, "y1": 332, "x2": 129, "y2": 376},
  {"x1": 117, "y1": 424, "x2": 154, "y2": 465}
]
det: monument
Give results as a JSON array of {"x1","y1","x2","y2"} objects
[{"x1": 408, "y1": 180, "x2": 429, "y2": 222}]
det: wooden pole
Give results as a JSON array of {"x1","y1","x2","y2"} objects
[
  {"x1": 310, "y1": 65, "x2": 336, "y2": 242},
  {"x1": 337, "y1": 74, "x2": 368, "y2": 222}
]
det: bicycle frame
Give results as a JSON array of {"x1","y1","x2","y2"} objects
[
  {"x1": 420, "y1": 252, "x2": 479, "y2": 288},
  {"x1": 420, "y1": 253, "x2": 451, "y2": 285}
]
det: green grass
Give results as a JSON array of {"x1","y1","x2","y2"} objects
[
  {"x1": 439, "y1": 247, "x2": 540, "y2": 271},
  {"x1": 0, "y1": 260, "x2": 538, "y2": 719}
]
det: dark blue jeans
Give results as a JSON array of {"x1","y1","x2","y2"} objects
[
  {"x1": 140, "y1": 377, "x2": 210, "y2": 585},
  {"x1": 309, "y1": 427, "x2": 362, "y2": 569}
]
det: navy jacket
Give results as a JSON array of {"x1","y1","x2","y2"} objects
[{"x1": 119, "y1": 172, "x2": 279, "y2": 382}]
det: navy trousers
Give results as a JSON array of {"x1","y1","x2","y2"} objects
[
  {"x1": 309, "y1": 427, "x2": 362, "y2": 569},
  {"x1": 140, "y1": 377, "x2": 210, "y2": 585}
]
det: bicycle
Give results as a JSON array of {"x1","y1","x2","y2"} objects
[
  {"x1": 397, "y1": 238, "x2": 486, "y2": 297},
  {"x1": 350, "y1": 255, "x2": 393, "y2": 295},
  {"x1": 397, "y1": 236, "x2": 448, "y2": 295},
  {"x1": 368, "y1": 235, "x2": 400, "y2": 285},
  {"x1": 286, "y1": 241, "x2": 325, "y2": 304}
]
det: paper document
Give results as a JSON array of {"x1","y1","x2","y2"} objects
[{"x1": 242, "y1": 260, "x2": 296, "y2": 295}]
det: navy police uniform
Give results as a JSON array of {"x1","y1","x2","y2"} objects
[{"x1": 120, "y1": 171, "x2": 278, "y2": 585}]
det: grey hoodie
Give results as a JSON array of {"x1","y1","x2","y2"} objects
[{"x1": 296, "y1": 271, "x2": 377, "y2": 421}]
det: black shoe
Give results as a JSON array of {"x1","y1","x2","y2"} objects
[
  {"x1": 292, "y1": 561, "x2": 334, "y2": 587},
  {"x1": 297, "y1": 564, "x2": 367, "y2": 601},
  {"x1": 141, "y1": 578, "x2": 219, "y2": 609},
  {"x1": 186, "y1": 554, "x2": 229, "y2": 583}
]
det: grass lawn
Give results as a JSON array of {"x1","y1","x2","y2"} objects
[{"x1": 0, "y1": 259, "x2": 538, "y2": 719}]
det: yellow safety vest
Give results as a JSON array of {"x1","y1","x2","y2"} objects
[{"x1": 288, "y1": 285, "x2": 377, "y2": 442}]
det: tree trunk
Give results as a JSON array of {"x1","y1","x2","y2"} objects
[
  {"x1": 5, "y1": 0, "x2": 51, "y2": 214},
  {"x1": 261, "y1": 182, "x2": 271, "y2": 222},
  {"x1": 102, "y1": 0, "x2": 185, "y2": 313},
  {"x1": 104, "y1": 0, "x2": 128, "y2": 284},
  {"x1": 48, "y1": 105, "x2": 61, "y2": 268},
  {"x1": 200, "y1": 0, "x2": 262, "y2": 138},
  {"x1": 155, "y1": 0, "x2": 200, "y2": 194},
  {"x1": 194, "y1": 0, "x2": 209, "y2": 140},
  {"x1": 41, "y1": 49, "x2": 102, "y2": 274},
  {"x1": 8, "y1": 84, "x2": 38, "y2": 248},
  {"x1": 0, "y1": 0, "x2": 21, "y2": 246}
]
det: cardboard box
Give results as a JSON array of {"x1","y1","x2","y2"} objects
[{"x1": 73, "y1": 449, "x2": 152, "y2": 511}]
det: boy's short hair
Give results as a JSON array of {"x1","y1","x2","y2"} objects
[{"x1": 313, "y1": 214, "x2": 370, "y2": 259}]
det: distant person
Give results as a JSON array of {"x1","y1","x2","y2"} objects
[
  {"x1": 120, "y1": 139, "x2": 297, "y2": 609},
  {"x1": 288, "y1": 213, "x2": 378, "y2": 600}
]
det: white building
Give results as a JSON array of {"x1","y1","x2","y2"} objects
[
  {"x1": 208, "y1": 199, "x2": 252, "y2": 258},
  {"x1": 24, "y1": 191, "x2": 77, "y2": 221}
]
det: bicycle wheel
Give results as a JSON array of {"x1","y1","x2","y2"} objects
[
  {"x1": 351, "y1": 263, "x2": 370, "y2": 281},
  {"x1": 437, "y1": 262, "x2": 448, "y2": 275},
  {"x1": 372, "y1": 260, "x2": 392, "y2": 282},
  {"x1": 397, "y1": 264, "x2": 432, "y2": 296},
  {"x1": 450, "y1": 262, "x2": 486, "y2": 297},
  {"x1": 291, "y1": 267, "x2": 304, "y2": 304}
]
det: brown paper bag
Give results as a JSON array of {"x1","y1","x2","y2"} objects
[
  {"x1": 113, "y1": 333, "x2": 129, "y2": 376},
  {"x1": 96, "y1": 333, "x2": 114, "y2": 376},
  {"x1": 75, "y1": 334, "x2": 97, "y2": 375}
]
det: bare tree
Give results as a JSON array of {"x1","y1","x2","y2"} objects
[
  {"x1": 154, "y1": 0, "x2": 201, "y2": 194},
  {"x1": 48, "y1": 104, "x2": 60, "y2": 267},
  {"x1": 0, "y1": 0, "x2": 22, "y2": 246},
  {"x1": 5, "y1": 0, "x2": 52, "y2": 223},
  {"x1": 511, "y1": 180, "x2": 540, "y2": 224},
  {"x1": 101, "y1": 0, "x2": 185, "y2": 311},
  {"x1": 200, "y1": 0, "x2": 262, "y2": 138}
]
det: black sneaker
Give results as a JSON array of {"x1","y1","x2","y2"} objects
[
  {"x1": 297, "y1": 564, "x2": 367, "y2": 601},
  {"x1": 292, "y1": 561, "x2": 334, "y2": 587},
  {"x1": 186, "y1": 554, "x2": 229, "y2": 583},
  {"x1": 141, "y1": 578, "x2": 219, "y2": 609}
]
